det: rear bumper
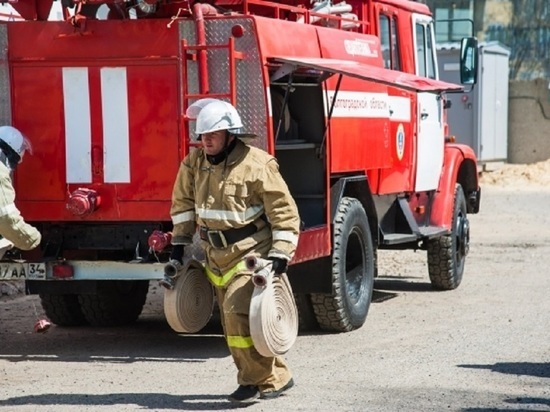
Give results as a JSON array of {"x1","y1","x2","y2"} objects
[{"x1": 0, "y1": 260, "x2": 165, "y2": 282}]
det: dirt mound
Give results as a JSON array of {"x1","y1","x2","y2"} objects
[{"x1": 480, "y1": 159, "x2": 550, "y2": 187}]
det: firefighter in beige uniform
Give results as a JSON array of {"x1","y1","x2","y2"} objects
[
  {"x1": 0, "y1": 126, "x2": 41, "y2": 252},
  {"x1": 169, "y1": 99, "x2": 300, "y2": 403}
]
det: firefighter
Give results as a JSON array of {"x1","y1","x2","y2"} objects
[
  {"x1": 0, "y1": 126, "x2": 41, "y2": 251},
  {"x1": 169, "y1": 99, "x2": 300, "y2": 403}
]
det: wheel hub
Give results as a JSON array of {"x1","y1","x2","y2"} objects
[{"x1": 456, "y1": 214, "x2": 470, "y2": 258}]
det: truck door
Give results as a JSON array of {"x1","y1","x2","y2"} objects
[
  {"x1": 412, "y1": 14, "x2": 444, "y2": 192},
  {"x1": 375, "y1": 6, "x2": 416, "y2": 194}
]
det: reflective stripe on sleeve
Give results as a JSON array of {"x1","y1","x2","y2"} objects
[
  {"x1": 272, "y1": 230, "x2": 299, "y2": 246},
  {"x1": 0, "y1": 203, "x2": 18, "y2": 217},
  {"x1": 227, "y1": 335, "x2": 254, "y2": 349},
  {"x1": 171, "y1": 210, "x2": 195, "y2": 225},
  {"x1": 196, "y1": 205, "x2": 264, "y2": 224},
  {"x1": 205, "y1": 260, "x2": 248, "y2": 287}
]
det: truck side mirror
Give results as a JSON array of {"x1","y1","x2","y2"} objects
[{"x1": 460, "y1": 37, "x2": 478, "y2": 85}]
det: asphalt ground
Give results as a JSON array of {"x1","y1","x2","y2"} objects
[{"x1": 0, "y1": 184, "x2": 549, "y2": 411}]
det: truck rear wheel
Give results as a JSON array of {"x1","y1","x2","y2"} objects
[
  {"x1": 294, "y1": 293, "x2": 319, "y2": 332},
  {"x1": 78, "y1": 280, "x2": 149, "y2": 326},
  {"x1": 39, "y1": 293, "x2": 88, "y2": 326},
  {"x1": 310, "y1": 197, "x2": 374, "y2": 332},
  {"x1": 427, "y1": 184, "x2": 469, "y2": 290}
]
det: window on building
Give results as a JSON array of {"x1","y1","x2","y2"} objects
[{"x1": 426, "y1": 0, "x2": 474, "y2": 42}]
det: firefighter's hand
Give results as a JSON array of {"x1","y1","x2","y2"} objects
[
  {"x1": 170, "y1": 244, "x2": 184, "y2": 263},
  {"x1": 268, "y1": 257, "x2": 288, "y2": 275}
]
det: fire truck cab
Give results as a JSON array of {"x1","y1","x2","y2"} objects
[{"x1": 0, "y1": 0, "x2": 480, "y2": 332}]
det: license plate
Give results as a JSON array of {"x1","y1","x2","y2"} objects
[{"x1": 0, "y1": 262, "x2": 46, "y2": 280}]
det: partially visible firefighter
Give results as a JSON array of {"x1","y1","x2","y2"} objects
[
  {"x1": 0, "y1": 126, "x2": 41, "y2": 254},
  {"x1": 168, "y1": 99, "x2": 300, "y2": 403}
]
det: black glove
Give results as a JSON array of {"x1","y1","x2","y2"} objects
[
  {"x1": 170, "y1": 244, "x2": 184, "y2": 263},
  {"x1": 269, "y1": 257, "x2": 288, "y2": 275}
]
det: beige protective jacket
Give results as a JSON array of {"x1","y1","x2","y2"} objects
[
  {"x1": 170, "y1": 139, "x2": 300, "y2": 274},
  {"x1": 0, "y1": 163, "x2": 41, "y2": 250}
]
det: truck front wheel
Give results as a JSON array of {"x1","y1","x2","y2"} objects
[
  {"x1": 310, "y1": 197, "x2": 375, "y2": 332},
  {"x1": 427, "y1": 184, "x2": 469, "y2": 290}
]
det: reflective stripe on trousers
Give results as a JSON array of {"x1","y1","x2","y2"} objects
[
  {"x1": 205, "y1": 260, "x2": 248, "y2": 288},
  {"x1": 227, "y1": 335, "x2": 254, "y2": 349}
]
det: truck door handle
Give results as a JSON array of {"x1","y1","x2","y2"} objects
[{"x1": 420, "y1": 112, "x2": 429, "y2": 120}]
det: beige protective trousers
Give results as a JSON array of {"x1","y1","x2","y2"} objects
[{"x1": 215, "y1": 272, "x2": 292, "y2": 393}]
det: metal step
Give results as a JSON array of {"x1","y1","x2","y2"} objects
[
  {"x1": 418, "y1": 226, "x2": 448, "y2": 239},
  {"x1": 381, "y1": 226, "x2": 448, "y2": 245},
  {"x1": 381, "y1": 233, "x2": 418, "y2": 245}
]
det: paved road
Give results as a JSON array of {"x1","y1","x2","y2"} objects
[{"x1": 1, "y1": 185, "x2": 549, "y2": 411}]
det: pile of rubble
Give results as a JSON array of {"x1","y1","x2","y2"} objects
[{"x1": 480, "y1": 158, "x2": 550, "y2": 187}]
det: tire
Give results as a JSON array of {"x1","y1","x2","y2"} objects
[
  {"x1": 78, "y1": 280, "x2": 149, "y2": 326},
  {"x1": 294, "y1": 293, "x2": 319, "y2": 332},
  {"x1": 427, "y1": 184, "x2": 469, "y2": 290},
  {"x1": 39, "y1": 293, "x2": 88, "y2": 326},
  {"x1": 310, "y1": 197, "x2": 375, "y2": 332}
]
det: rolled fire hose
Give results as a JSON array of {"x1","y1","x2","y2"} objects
[
  {"x1": 247, "y1": 256, "x2": 299, "y2": 357},
  {"x1": 164, "y1": 259, "x2": 215, "y2": 333}
]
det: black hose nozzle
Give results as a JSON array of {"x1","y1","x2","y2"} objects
[{"x1": 164, "y1": 259, "x2": 183, "y2": 279}]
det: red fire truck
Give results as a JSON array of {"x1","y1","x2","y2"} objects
[{"x1": 0, "y1": 0, "x2": 480, "y2": 332}]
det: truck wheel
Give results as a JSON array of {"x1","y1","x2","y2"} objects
[
  {"x1": 427, "y1": 184, "x2": 469, "y2": 290},
  {"x1": 310, "y1": 197, "x2": 374, "y2": 332},
  {"x1": 294, "y1": 293, "x2": 319, "y2": 332},
  {"x1": 78, "y1": 280, "x2": 149, "y2": 326},
  {"x1": 39, "y1": 293, "x2": 88, "y2": 326}
]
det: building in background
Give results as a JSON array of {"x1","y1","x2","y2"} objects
[
  {"x1": 425, "y1": 0, "x2": 550, "y2": 165},
  {"x1": 424, "y1": 0, "x2": 549, "y2": 80}
]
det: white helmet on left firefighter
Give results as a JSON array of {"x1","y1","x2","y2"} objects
[
  {"x1": 0, "y1": 125, "x2": 32, "y2": 164},
  {"x1": 186, "y1": 99, "x2": 256, "y2": 140}
]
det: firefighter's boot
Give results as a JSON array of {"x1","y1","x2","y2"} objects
[{"x1": 228, "y1": 385, "x2": 260, "y2": 403}]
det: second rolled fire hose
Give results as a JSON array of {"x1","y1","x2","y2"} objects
[{"x1": 248, "y1": 256, "x2": 299, "y2": 357}]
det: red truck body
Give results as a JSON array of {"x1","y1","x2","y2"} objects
[{"x1": 0, "y1": 0, "x2": 480, "y2": 332}]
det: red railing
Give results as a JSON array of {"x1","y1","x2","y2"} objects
[{"x1": 216, "y1": 0, "x2": 369, "y2": 33}]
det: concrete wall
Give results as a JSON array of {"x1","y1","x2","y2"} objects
[{"x1": 508, "y1": 79, "x2": 550, "y2": 164}]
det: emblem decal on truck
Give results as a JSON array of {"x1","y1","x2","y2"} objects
[{"x1": 397, "y1": 123, "x2": 405, "y2": 160}]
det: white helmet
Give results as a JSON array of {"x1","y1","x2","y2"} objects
[
  {"x1": 193, "y1": 99, "x2": 243, "y2": 135},
  {"x1": 0, "y1": 126, "x2": 32, "y2": 163},
  {"x1": 187, "y1": 98, "x2": 255, "y2": 140}
]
